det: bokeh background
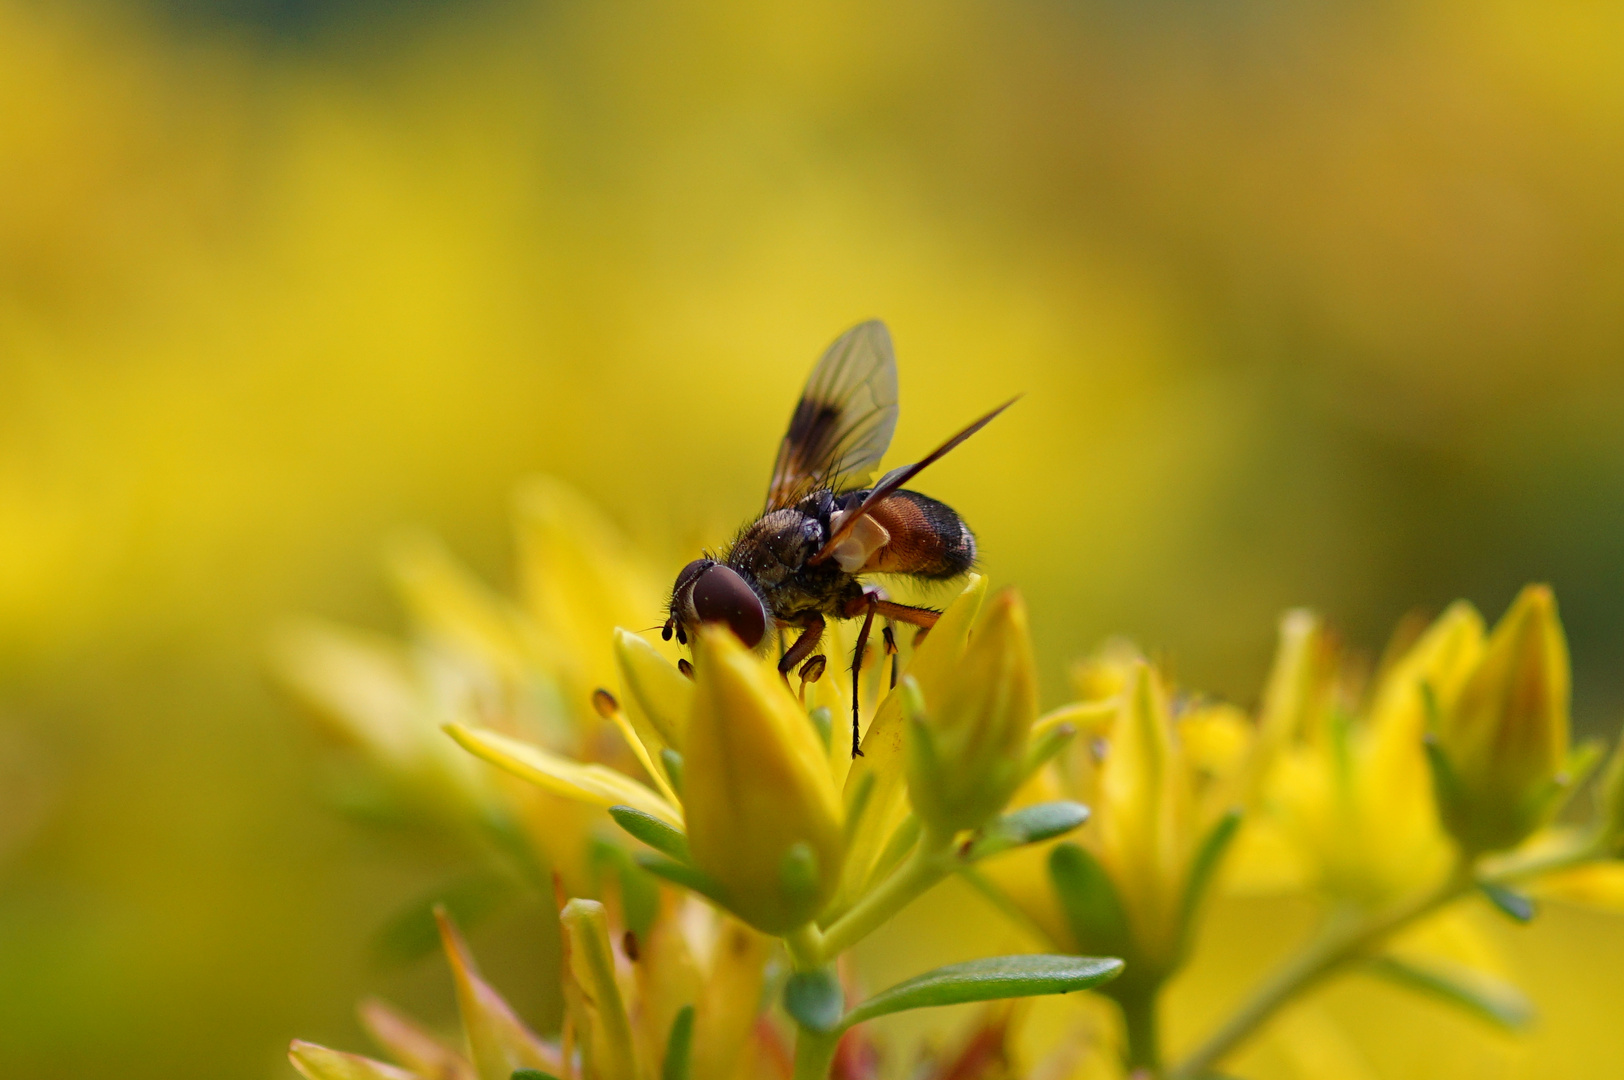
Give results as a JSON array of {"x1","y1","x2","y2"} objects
[{"x1": 4, "y1": 0, "x2": 1624, "y2": 1076}]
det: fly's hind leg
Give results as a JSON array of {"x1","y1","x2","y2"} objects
[{"x1": 847, "y1": 594, "x2": 879, "y2": 758}]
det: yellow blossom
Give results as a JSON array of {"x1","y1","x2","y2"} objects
[
  {"x1": 905, "y1": 588, "x2": 1038, "y2": 835},
  {"x1": 1431, "y1": 584, "x2": 1575, "y2": 854},
  {"x1": 684, "y1": 624, "x2": 845, "y2": 933}
]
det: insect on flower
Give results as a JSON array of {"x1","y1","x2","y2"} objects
[{"x1": 663, "y1": 320, "x2": 1014, "y2": 758}]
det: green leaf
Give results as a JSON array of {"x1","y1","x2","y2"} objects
[
  {"x1": 634, "y1": 852, "x2": 728, "y2": 906},
  {"x1": 784, "y1": 968, "x2": 844, "y2": 1033},
  {"x1": 1049, "y1": 842, "x2": 1132, "y2": 956},
  {"x1": 1367, "y1": 955, "x2": 1534, "y2": 1031},
  {"x1": 609, "y1": 805, "x2": 692, "y2": 863},
  {"x1": 1479, "y1": 881, "x2": 1537, "y2": 923},
  {"x1": 512, "y1": 1071, "x2": 562, "y2": 1080},
  {"x1": 964, "y1": 802, "x2": 1090, "y2": 862},
  {"x1": 840, "y1": 954, "x2": 1122, "y2": 1030},
  {"x1": 1175, "y1": 809, "x2": 1242, "y2": 956},
  {"x1": 661, "y1": 1005, "x2": 695, "y2": 1080}
]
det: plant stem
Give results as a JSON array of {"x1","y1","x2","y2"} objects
[
  {"x1": 816, "y1": 826, "x2": 955, "y2": 960},
  {"x1": 1116, "y1": 986, "x2": 1162, "y2": 1076},
  {"x1": 1170, "y1": 835, "x2": 1604, "y2": 1080},
  {"x1": 1168, "y1": 861, "x2": 1471, "y2": 1080},
  {"x1": 791, "y1": 1029, "x2": 841, "y2": 1080},
  {"x1": 784, "y1": 923, "x2": 825, "y2": 971}
]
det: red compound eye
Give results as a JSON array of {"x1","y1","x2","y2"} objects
[{"x1": 688, "y1": 564, "x2": 767, "y2": 648}]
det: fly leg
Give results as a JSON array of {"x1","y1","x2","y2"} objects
[
  {"x1": 872, "y1": 599, "x2": 941, "y2": 631},
  {"x1": 882, "y1": 623, "x2": 898, "y2": 689},
  {"x1": 777, "y1": 614, "x2": 826, "y2": 679},
  {"x1": 848, "y1": 593, "x2": 879, "y2": 758}
]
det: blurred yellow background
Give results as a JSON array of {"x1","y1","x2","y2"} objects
[{"x1": 4, "y1": 0, "x2": 1624, "y2": 1076}]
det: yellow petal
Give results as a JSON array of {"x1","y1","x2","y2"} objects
[
  {"x1": 1098, "y1": 661, "x2": 1193, "y2": 972},
  {"x1": 385, "y1": 530, "x2": 537, "y2": 683},
  {"x1": 270, "y1": 618, "x2": 494, "y2": 814},
  {"x1": 1530, "y1": 861, "x2": 1624, "y2": 912},
  {"x1": 289, "y1": 1041, "x2": 423, "y2": 1080},
  {"x1": 357, "y1": 999, "x2": 474, "y2": 1080},
  {"x1": 836, "y1": 573, "x2": 986, "y2": 909},
  {"x1": 1438, "y1": 585, "x2": 1571, "y2": 852},
  {"x1": 445, "y1": 722, "x2": 682, "y2": 828},
  {"x1": 683, "y1": 626, "x2": 844, "y2": 932},
  {"x1": 631, "y1": 893, "x2": 703, "y2": 1073},
  {"x1": 690, "y1": 917, "x2": 773, "y2": 1080},
  {"x1": 436, "y1": 910, "x2": 561, "y2": 1080},
  {"x1": 560, "y1": 898, "x2": 640, "y2": 1080},
  {"x1": 906, "y1": 588, "x2": 1037, "y2": 835},
  {"x1": 615, "y1": 626, "x2": 693, "y2": 749},
  {"x1": 514, "y1": 476, "x2": 662, "y2": 699}
]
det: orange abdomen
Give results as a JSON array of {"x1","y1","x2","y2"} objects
[{"x1": 859, "y1": 490, "x2": 977, "y2": 579}]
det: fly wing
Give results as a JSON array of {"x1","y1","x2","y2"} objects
[
  {"x1": 765, "y1": 320, "x2": 900, "y2": 510},
  {"x1": 809, "y1": 396, "x2": 1017, "y2": 566}
]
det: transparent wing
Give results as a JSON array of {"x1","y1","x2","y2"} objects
[
  {"x1": 809, "y1": 396, "x2": 1017, "y2": 567},
  {"x1": 765, "y1": 320, "x2": 900, "y2": 509}
]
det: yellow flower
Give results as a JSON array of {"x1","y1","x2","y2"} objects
[
  {"x1": 1431, "y1": 584, "x2": 1576, "y2": 854},
  {"x1": 905, "y1": 588, "x2": 1038, "y2": 836},
  {"x1": 271, "y1": 477, "x2": 665, "y2": 894},
  {"x1": 978, "y1": 645, "x2": 1246, "y2": 991},
  {"x1": 292, "y1": 897, "x2": 776, "y2": 1080},
  {"x1": 684, "y1": 624, "x2": 846, "y2": 933},
  {"x1": 1244, "y1": 605, "x2": 1467, "y2": 906}
]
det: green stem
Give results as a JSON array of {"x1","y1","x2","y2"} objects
[
  {"x1": 1116, "y1": 986, "x2": 1162, "y2": 1076},
  {"x1": 791, "y1": 1028, "x2": 841, "y2": 1080},
  {"x1": 784, "y1": 923, "x2": 824, "y2": 971},
  {"x1": 1168, "y1": 860, "x2": 1471, "y2": 1080},
  {"x1": 816, "y1": 827, "x2": 955, "y2": 960},
  {"x1": 1169, "y1": 835, "x2": 1603, "y2": 1080}
]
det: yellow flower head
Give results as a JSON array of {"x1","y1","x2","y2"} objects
[
  {"x1": 683, "y1": 625, "x2": 846, "y2": 934},
  {"x1": 905, "y1": 588, "x2": 1038, "y2": 836},
  {"x1": 1431, "y1": 584, "x2": 1576, "y2": 854}
]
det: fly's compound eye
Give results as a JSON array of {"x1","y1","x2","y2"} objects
[
  {"x1": 671, "y1": 558, "x2": 712, "y2": 598},
  {"x1": 688, "y1": 564, "x2": 768, "y2": 648}
]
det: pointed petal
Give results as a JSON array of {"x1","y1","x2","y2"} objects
[
  {"x1": 835, "y1": 574, "x2": 985, "y2": 910},
  {"x1": 616, "y1": 627, "x2": 693, "y2": 749},
  {"x1": 436, "y1": 910, "x2": 563, "y2": 1080},
  {"x1": 358, "y1": 999, "x2": 475, "y2": 1080},
  {"x1": 289, "y1": 1041, "x2": 423, "y2": 1080},
  {"x1": 385, "y1": 530, "x2": 538, "y2": 681},
  {"x1": 514, "y1": 477, "x2": 662, "y2": 698},
  {"x1": 446, "y1": 723, "x2": 682, "y2": 827},
  {"x1": 559, "y1": 898, "x2": 641, "y2": 1080},
  {"x1": 690, "y1": 918, "x2": 773, "y2": 1080}
]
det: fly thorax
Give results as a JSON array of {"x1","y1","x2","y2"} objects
[{"x1": 733, "y1": 509, "x2": 821, "y2": 588}]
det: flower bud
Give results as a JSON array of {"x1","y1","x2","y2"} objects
[
  {"x1": 905, "y1": 588, "x2": 1037, "y2": 835},
  {"x1": 683, "y1": 626, "x2": 844, "y2": 933},
  {"x1": 1432, "y1": 585, "x2": 1571, "y2": 854}
]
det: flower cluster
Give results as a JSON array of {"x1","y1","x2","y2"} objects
[{"x1": 283, "y1": 480, "x2": 1624, "y2": 1080}]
